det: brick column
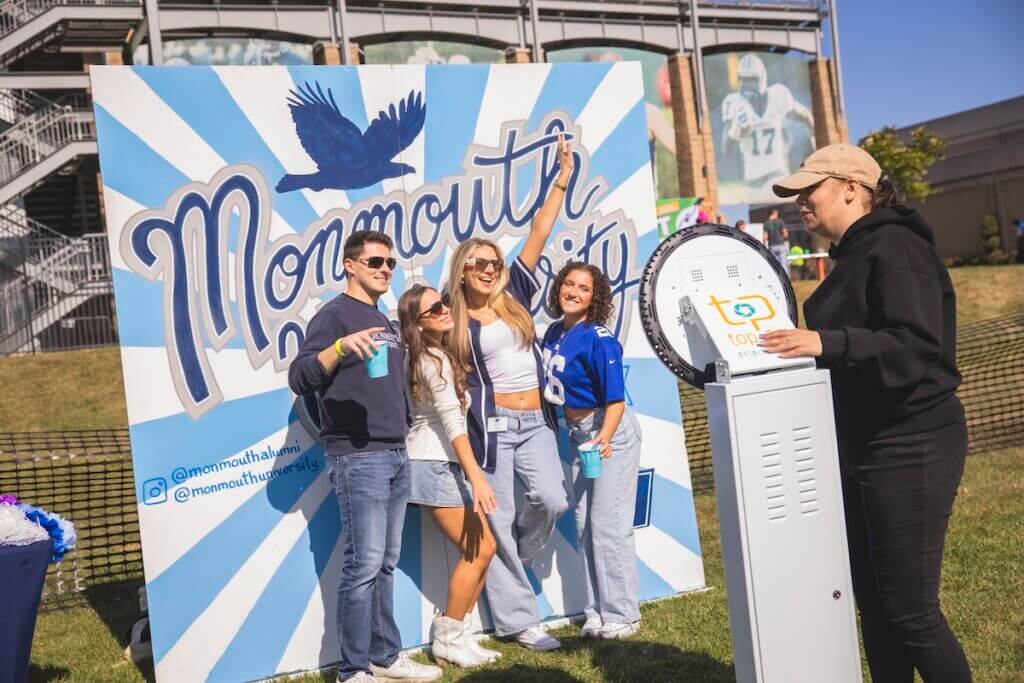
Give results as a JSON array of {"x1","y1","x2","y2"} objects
[
  {"x1": 504, "y1": 47, "x2": 532, "y2": 64},
  {"x1": 667, "y1": 53, "x2": 718, "y2": 210},
  {"x1": 809, "y1": 58, "x2": 850, "y2": 146},
  {"x1": 83, "y1": 51, "x2": 123, "y2": 228},
  {"x1": 314, "y1": 41, "x2": 361, "y2": 65}
]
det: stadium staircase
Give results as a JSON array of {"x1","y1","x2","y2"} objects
[
  {"x1": 0, "y1": 0, "x2": 140, "y2": 68},
  {"x1": 0, "y1": 202, "x2": 112, "y2": 354}
]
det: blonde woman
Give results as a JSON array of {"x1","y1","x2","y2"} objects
[
  {"x1": 398, "y1": 285, "x2": 500, "y2": 668},
  {"x1": 443, "y1": 134, "x2": 573, "y2": 651}
]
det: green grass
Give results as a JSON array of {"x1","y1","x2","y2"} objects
[
  {"x1": 1, "y1": 264, "x2": 1021, "y2": 434},
  {"x1": 29, "y1": 447, "x2": 1024, "y2": 682}
]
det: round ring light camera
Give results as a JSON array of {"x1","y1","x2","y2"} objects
[{"x1": 638, "y1": 223, "x2": 799, "y2": 389}]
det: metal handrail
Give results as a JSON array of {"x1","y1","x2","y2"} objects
[
  {"x1": 0, "y1": 100, "x2": 94, "y2": 186},
  {"x1": 0, "y1": 0, "x2": 140, "y2": 39}
]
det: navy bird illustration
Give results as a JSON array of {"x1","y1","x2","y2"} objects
[{"x1": 276, "y1": 82, "x2": 426, "y2": 193}]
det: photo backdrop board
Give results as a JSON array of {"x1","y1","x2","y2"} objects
[{"x1": 90, "y1": 63, "x2": 705, "y2": 683}]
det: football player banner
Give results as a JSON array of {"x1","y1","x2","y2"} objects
[{"x1": 90, "y1": 63, "x2": 705, "y2": 682}]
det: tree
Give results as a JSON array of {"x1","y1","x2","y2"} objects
[{"x1": 858, "y1": 126, "x2": 945, "y2": 202}]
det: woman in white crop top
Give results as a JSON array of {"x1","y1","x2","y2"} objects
[
  {"x1": 398, "y1": 285, "x2": 500, "y2": 668},
  {"x1": 441, "y1": 133, "x2": 574, "y2": 651}
]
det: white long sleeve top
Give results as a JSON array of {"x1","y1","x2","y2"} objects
[{"x1": 406, "y1": 351, "x2": 467, "y2": 463}]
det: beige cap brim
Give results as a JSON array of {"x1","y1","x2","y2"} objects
[{"x1": 771, "y1": 170, "x2": 829, "y2": 198}]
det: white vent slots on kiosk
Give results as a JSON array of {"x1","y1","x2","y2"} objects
[{"x1": 639, "y1": 225, "x2": 862, "y2": 683}]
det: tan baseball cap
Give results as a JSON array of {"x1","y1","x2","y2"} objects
[{"x1": 772, "y1": 143, "x2": 882, "y2": 197}]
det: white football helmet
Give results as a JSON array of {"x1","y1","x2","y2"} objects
[{"x1": 737, "y1": 53, "x2": 768, "y2": 97}]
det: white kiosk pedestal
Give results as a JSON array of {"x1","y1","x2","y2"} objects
[
  {"x1": 639, "y1": 225, "x2": 862, "y2": 683},
  {"x1": 707, "y1": 369, "x2": 860, "y2": 682}
]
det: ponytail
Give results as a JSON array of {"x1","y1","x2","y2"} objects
[{"x1": 871, "y1": 177, "x2": 899, "y2": 210}]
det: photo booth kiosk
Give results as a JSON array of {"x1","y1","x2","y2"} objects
[{"x1": 638, "y1": 224, "x2": 862, "y2": 683}]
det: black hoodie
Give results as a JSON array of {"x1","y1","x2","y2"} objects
[{"x1": 804, "y1": 207, "x2": 964, "y2": 444}]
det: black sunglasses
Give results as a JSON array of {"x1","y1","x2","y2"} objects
[
  {"x1": 358, "y1": 256, "x2": 397, "y2": 270},
  {"x1": 418, "y1": 292, "x2": 451, "y2": 319}
]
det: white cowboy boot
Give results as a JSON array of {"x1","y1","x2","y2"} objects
[{"x1": 430, "y1": 614, "x2": 488, "y2": 668}]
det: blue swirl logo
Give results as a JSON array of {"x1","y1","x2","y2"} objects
[{"x1": 733, "y1": 303, "x2": 757, "y2": 318}]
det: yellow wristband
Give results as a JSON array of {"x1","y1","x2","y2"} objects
[{"x1": 334, "y1": 338, "x2": 345, "y2": 357}]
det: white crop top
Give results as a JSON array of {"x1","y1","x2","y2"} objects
[{"x1": 478, "y1": 318, "x2": 539, "y2": 393}]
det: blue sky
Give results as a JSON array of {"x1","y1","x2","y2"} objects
[{"x1": 829, "y1": 0, "x2": 1024, "y2": 142}]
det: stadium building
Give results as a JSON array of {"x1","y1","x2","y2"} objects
[{"x1": 0, "y1": 0, "x2": 847, "y2": 356}]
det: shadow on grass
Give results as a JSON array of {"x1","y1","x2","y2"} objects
[
  {"x1": 575, "y1": 637, "x2": 733, "y2": 682},
  {"x1": 28, "y1": 663, "x2": 70, "y2": 682},
  {"x1": 80, "y1": 580, "x2": 155, "y2": 682},
  {"x1": 457, "y1": 664, "x2": 581, "y2": 682}
]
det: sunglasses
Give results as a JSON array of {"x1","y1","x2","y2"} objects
[
  {"x1": 358, "y1": 256, "x2": 398, "y2": 270},
  {"x1": 418, "y1": 292, "x2": 451, "y2": 319},
  {"x1": 464, "y1": 257, "x2": 504, "y2": 274}
]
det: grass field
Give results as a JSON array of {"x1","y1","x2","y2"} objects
[
  {"x1": 9, "y1": 263, "x2": 1024, "y2": 681},
  {"x1": 1, "y1": 264, "x2": 1021, "y2": 433},
  {"x1": 27, "y1": 446, "x2": 1024, "y2": 682}
]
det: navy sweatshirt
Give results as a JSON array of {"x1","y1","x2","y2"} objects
[
  {"x1": 288, "y1": 293, "x2": 408, "y2": 456},
  {"x1": 805, "y1": 207, "x2": 963, "y2": 444}
]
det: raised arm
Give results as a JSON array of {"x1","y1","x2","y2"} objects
[{"x1": 519, "y1": 133, "x2": 574, "y2": 272}]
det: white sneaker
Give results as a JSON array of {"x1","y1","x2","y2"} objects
[
  {"x1": 598, "y1": 620, "x2": 640, "y2": 640},
  {"x1": 514, "y1": 625, "x2": 561, "y2": 651},
  {"x1": 579, "y1": 614, "x2": 603, "y2": 639},
  {"x1": 337, "y1": 672, "x2": 375, "y2": 682},
  {"x1": 369, "y1": 651, "x2": 442, "y2": 682}
]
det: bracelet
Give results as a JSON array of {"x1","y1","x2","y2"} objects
[
  {"x1": 334, "y1": 338, "x2": 345, "y2": 357},
  {"x1": 553, "y1": 180, "x2": 568, "y2": 192}
]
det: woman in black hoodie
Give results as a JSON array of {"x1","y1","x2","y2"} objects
[{"x1": 761, "y1": 144, "x2": 970, "y2": 683}]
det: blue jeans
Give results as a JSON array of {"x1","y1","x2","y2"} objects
[
  {"x1": 327, "y1": 449, "x2": 411, "y2": 681},
  {"x1": 770, "y1": 242, "x2": 790, "y2": 277},
  {"x1": 483, "y1": 406, "x2": 570, "y2": 636},
  {"x1": 569, "y1": 408, "x2": 642, "y2": 624}
]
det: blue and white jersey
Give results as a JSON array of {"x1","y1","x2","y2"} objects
[{"x1": 541, "y1": 320, "x2": 626, "y2": 409}]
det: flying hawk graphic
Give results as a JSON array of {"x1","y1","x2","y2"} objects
[{"x1": 276, "y1": 82, "x2": 426, "y2": 193}]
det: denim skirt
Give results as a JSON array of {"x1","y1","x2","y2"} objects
[{"x1": 407, "y1": 460, "x2": 474, "y2": 508}]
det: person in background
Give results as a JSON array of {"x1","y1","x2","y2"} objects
[
  {"x1": 735, "y1": 219, "x2": 747, "y2": 232},
  {"x1": 444, "y1": 134, "x2": 573, "y2": 652},
  {"x1": 697, "y1": 198, "x2": 711, "y2": 224},
  {"x1": 763, "y1": 208, "x2": 790, "y2": 276},
  {"x1": 541, "y1": 262, "x2": 643, "y2": 641},
  {"x1": 288, "y1": 232, "x2": 441, "y2": 683},
  {"x1": 398, "y1": 285, "x2": 501, "y2": 669},
  {"x1": 762, "y1": 143, "x2": 971, "y2": 683}
]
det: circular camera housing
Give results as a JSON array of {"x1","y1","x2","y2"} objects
[{"x1": 638, "y1": 223, "x2": 799, "y2": 389}]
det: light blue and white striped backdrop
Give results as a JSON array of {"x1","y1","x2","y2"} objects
[{"x1": 91, "y1": 63, "x2": 705, "y2": 682}]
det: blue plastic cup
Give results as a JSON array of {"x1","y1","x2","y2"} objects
[
  {"x1": 365, "y1": 343, "x2": 389, "y2": 379},
  {"x1": 579, "y1": 444, "x2": 602, "y2": 479}
]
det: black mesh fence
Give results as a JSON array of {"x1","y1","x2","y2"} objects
[
  {"x1": 0, "y1": 314, "x2": 1021, "y2": 598},
  {"x1": 682, "y1": 312, "x2": 1024, "y2": 493},
  {"x1": 0, "y1": 430, "x2": 141, "y2": 599}
]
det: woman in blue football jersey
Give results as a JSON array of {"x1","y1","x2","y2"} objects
[{"x1": 541, "y1": 261, "x2": 643, "y2": 640}]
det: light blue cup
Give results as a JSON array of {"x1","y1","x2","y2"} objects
[
  {"x1": 579, "y1": 444, "x2": 602, "y2": 479},
  {"x1": 365, "y1": 344, "x2": 389, "y2": 379}
]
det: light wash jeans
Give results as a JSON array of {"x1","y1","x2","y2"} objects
[
  {"x1": 569, "y1": 407, "x2": 643, "y2": 624},
  {"x1": 770, "y1": 242, "x2": 791, "y2": 277},
  {"x1": 326, "y1": 449, "x2": 411, "y2": 681},
  {"x1": 482, "y1": 406, "x2": 570, "y2": 636}
]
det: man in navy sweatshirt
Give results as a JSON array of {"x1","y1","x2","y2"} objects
[{"x1": 289, "y1": 231, "x2": 440, "y2": 683}]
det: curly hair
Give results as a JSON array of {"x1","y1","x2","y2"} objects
[{"x1": 547, "y1": 261, "x2": 614, "y2": 326}]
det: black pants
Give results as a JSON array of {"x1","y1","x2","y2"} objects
[{"x1": 840, "y1": 420, "x2": 972, "y2": 683}]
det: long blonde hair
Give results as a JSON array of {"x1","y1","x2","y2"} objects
[
  {"x1": 445, "y1": 238, "x2": 536, "y2": 374},
  {"x1": 398, "y1": 285, "x2": 468, "y2": 412}
]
